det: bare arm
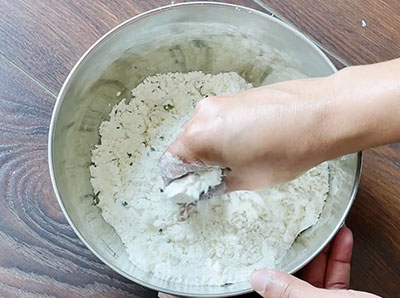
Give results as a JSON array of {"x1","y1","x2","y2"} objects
[
  {"x1": 160, "y1": 58, "x2": 400, "y2": 191},
  {"x1": 320, "y1": 58, "x2": 400, "y2": 158}
]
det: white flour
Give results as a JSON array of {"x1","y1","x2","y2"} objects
[
  {"x1": 90, "y1": 71, "x2": 329, "y2": 286},
  {"x1": 164, "y1": 168, "x2": 223, "y2": 204}
]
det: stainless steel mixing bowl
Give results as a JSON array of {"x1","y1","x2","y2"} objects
[{"x1": 48, "y1": 2, "x2": 362, "y2": 297}]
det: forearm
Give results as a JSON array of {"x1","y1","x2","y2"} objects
[
  {"x1": 320, "y1": 58, "x2": 400, "y2": 159},
  {"x1": 161, "y1": 59, "x2": 400, "y2": 190}
]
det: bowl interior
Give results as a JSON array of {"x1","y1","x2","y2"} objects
[{"x1": 50, "y1": 3, "x2": 360, "y2": 297}]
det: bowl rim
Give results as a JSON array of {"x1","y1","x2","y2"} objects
[{"x1": 48, "y1": 1, "x2": 363, "y2": 297}]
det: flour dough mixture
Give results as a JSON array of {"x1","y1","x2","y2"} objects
[{"x1": 90, "y1": 71, "x2": 329, "y2": 285}]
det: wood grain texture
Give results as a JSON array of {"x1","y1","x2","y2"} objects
[
  {"x1": 257, "y1": 2, "x2": 400, "y2": 295},
  {"x1": 346, "y1": 147, "x2": 400, "y2": 297},
  {"x1": 0, "y1": 1, "x2": 264, "y2": 297},
  {"x1": 0, "y1": 55, "x2": 156, "y2": 298},
  {"x1": 0, "y1": 0, "x2": 262, "y2": 95},
  {"x1": 258, "y1": 0, "x2": 400, "y2": 65},
  {"x1": 1, "y1": 0, "x2": 400, "y2": 297}
]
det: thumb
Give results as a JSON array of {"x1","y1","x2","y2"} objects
[
  {"x1": 251, "y1": 270, "x2": 380, "y2": 298},
  {"x1": 158, "y1": 125, "x2": 207, "y2": 185},
  {"x1": 158, "y1": 151, "x2": 208, "y2": 186}
]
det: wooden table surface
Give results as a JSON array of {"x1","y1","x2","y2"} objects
[{"x1": 1, "y1": 1, "x2": 399, "y2": 297}]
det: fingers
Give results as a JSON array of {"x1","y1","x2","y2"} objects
[
  {"x1": 249, "y1": 227, "x2": 356, "y2": 298},
  {"x1": 166, "y1": 98, "x2": 216, "y2": 165},
  {"x1": 167, "y1": 131, "x2": 198, "y2": 164},
  {"x1": 158, "y1": 110, "x2": 213, "y2": 185},
  {"x1": 224, "y1": 168, "x2": 266, "y2": 192},
  {"x1": 158, "y1": 151, "x2": 207, "y2": 185},
  {"x1": 324, "y1": 225, "x2": 353, "y2": 289},
  {"x1": 251, "y1": 269, "x2": 317, "y2": 298},
  {"x1": 250, "y1": 270, "x2": 379, "y2": 298},
  {"x1": 300, "y1": 243, "x2": 332, "y2": 287},
  {"x1": 300, "y1": 225, "x2": 352, "y2": 289},
  {"x1": 223, "y1": 170, "x2": 241, "y2": 192}
]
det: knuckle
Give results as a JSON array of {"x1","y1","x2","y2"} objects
[
  {"x1": 184, "y1": 122, "x2": 202, "y2": 141},
  {"x1": 194, "y1": 96, "x2": 221, "y2": 115},
  {"x1": 182, "y1": 123, "x2": 204, "y2": 154},
  {"x1": 182, "y1": 97, "x2": 225, "y2": 160},
  {"x1": 193, "y1": 98, "x2": 208, "y2": 113},
  {"x1": 326, "y1": 280, "x2": 349, "y2": 290},
  {"x1": 279, "y1": 281, "x2": 296, "y2": 298}
]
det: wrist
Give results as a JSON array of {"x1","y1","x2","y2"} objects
[{"x1": 319, "y1": 60, "x2": 400, "y2": 159}]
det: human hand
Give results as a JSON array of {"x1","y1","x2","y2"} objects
[
  {"x1": 249, "y1": 226, "x2": 380, "y2": 298},
  {"x1": 159, "y1": 59, "x2": 400, "y2": 192},
  {"x1": 158, "y1": 226, "x2": 381, "y2": 298},
  {"x1": 159, "y1": 75, "x2": 337, "y2": 191}
]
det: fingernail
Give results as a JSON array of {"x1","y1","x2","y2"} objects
[{"x1": 251, "y1": 270, "x2": 270, "y2": 293}]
